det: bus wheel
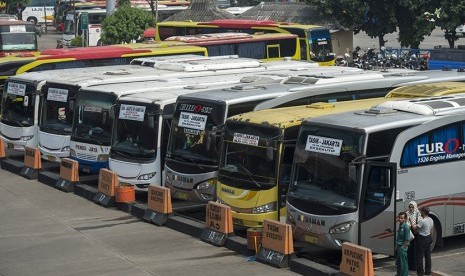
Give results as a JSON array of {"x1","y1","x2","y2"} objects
[
  {"x1": 27, "y1": 17, "x2": 37, "y2": 25},
  {"x1": 430, "y1": 216, "x2": 442, "y2": 251}
]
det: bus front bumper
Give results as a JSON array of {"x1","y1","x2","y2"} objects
[{"x1": 229, "y1": 210, "x2": 278, "y2": 228}]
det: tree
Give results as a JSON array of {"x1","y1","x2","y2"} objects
[
  {"x1": 433, "y1": 0, "x2": 465, "y2": 48},
  {"x1": 308, "y1": 0, "x2": 398, "y2": 48},
  {"x1": 100, "y1": 5, "x2": 155, "y2": 45},
  {"x1": 395, "y1": 0, "x2": 437, "y2": 48}
]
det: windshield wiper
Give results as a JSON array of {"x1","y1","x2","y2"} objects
[{"x1": 237, "y1": 163, "x2": 261, "y2": 189}]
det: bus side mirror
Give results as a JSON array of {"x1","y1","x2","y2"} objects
[
  {"x1": 69, "y1": 99, "x2": 75, "y2": 111},
  {"x1": 266, "y1": 146, "x2": 274, "y2": 161},
  {"x1": 206, "y1": 134, "x2": 212, "y2": 151},
  {"x1": 23, "y1": 96, "x2": 29, "y2": 107},
  {"x1": 109, "y1": 105, "x2": 115, "y2": 119}
]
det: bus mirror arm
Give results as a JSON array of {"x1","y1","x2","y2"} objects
[{"x1": 266, "y1": 145, "x2": 274, "y2": 161}]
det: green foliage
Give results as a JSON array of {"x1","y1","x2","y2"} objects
[
  {"x1": 70, "y1": 36, "x2": 83, "y2": 47},
  {"x1": 100, "y1": 6, "x2": 155, "y2": 45},
  {"x1": 309, "y1": 0, "x2": 465, "y2": 49}
]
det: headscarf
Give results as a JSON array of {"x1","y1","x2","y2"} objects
[{"x1": 406, "y1": 201, "x2": 421, "y2": 227}]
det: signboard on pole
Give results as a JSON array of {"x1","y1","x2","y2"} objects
[{"x1": 80, "y1": 12, "x2": 89, "y2": 30}]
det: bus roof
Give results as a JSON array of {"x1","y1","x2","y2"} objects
[
  {"x1": 0, "y1": 19, "x2": 35, "y2": 26},
  {"x1": 254, "y1": 70, "x2": 465, "y2": 110},
  {"x1": 27, "y1": 55, "x2": 321, "y2": 87},
  {"x1": 302, "y1": 94, "x2": 465, "y2": 133},
  {"x1": 386, "y1": 81, "x2": 465, "y2": 98},
  {"x1": 165, "y1": 32, "x2": 298, "y2": 46},
  {"x1": 157, "y1": 20, "x2": 322, "y2": 30},
  {"x1": 37, "y1": 43, "x2": 205, "y2": 60},
  {"x1": 228, "y1": 98, "x2": 393, "y2": 129},
  {"x1": 227, "y1": 82, "x2": 465, "y2": 128}
]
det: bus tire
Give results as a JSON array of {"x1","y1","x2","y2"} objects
[
  {"x1": 27, "y1": 17, "x2": 37, "y2": 25},
  {"x1": 430, "y1": 215, "x2": 443, "y2": 251}
]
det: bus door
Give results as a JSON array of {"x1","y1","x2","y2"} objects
[{"x1": 359, "y1": 161, "x2": 396, "y2": 256}]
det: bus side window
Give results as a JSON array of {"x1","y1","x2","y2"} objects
[
  {"x1": 279, "y1": 145, "x2": 294, "y2": 186},
  {"x1": 362, "y1": 166, "x2": 392, "y2": 220}
]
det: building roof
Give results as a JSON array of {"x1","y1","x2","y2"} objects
[
  {"x1": 164, "y1": 0, "x2": 235, "y2": 22},
  {"x1": 237, "y1": 2, "x2": 345, "y2": 31}
]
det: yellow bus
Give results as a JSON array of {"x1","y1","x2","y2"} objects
[
  {"x1": 0, "y1": 42, "x2": 207, "y2": 85},
  {"x1": 164, "y1": 32, "x2": 300, "y2": 61},
  {"x1": 156, "y1": 20, "x2": 334, "y2": 65},
  {"x1": 216, "y1": 82, "x2": 465, "y2": 228}
]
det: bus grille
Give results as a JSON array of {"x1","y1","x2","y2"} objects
[{"x1": 76, "y1": 153, "x2": 97, "y2": 161}]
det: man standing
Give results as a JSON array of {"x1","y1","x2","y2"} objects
[
  {"x1": 396, "y1": 211, "x2": 410, "y2": 276},
  {"x1": 412, "y1": 206, "x2": 434, "y2": 276}
]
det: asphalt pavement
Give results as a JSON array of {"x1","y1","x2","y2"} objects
[{"x1": 0, "y1": 168, "x2": 297, "y2": 276}]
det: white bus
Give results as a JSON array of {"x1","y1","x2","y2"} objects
[
  {"x1": 68, "y1": 58, "x2": 326, "y2": 175},
  {"x1": 165, "y1": 70, "x2": 465, "y2": 204},
  {"x1": 21, "y1": 0, "x2": 55, "y2": 25},
  {"x1": 111, "y1": 68, "x2": 361, "y2": 192},
  {"x1": 61, "y1": 8, "x2": 106, "y2": 47},
  {"x1": 38, "y1": 56, "x2": 321, "y2": 162},
  {"x1": 287, "y1": 92, "x2": 465, "y2": 256}
]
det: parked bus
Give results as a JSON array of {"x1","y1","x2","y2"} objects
[
  {"x1": 0, "y1": 19, "x2": 38, "y2": 56},
  {"x1": 165, "y1": 70, "x2": 440, "y2": 203},
  {"x1": 287, "y1": 90, "x2": 465, "y2": 256},
  {"x1": 21, "y1": 0, "x2": 55, "y2": 25},
  {"x1": 0, "y1": 43, "x2": 208, "y2": 85},
  {"x1": 39, "y1": 56, "x2": 317, "y2": 163},
  {"x1": 60, "y1": 8, "x2": 106, "y2": 47},
  {"x1": 165, "y1": 32, "x2": 300, "y2": 61},
  {"x1": 428, "y1": 48, "x2": 465, "y2": 70},
  {"x1": 0, "y1": 51, "x2": 220, "y2": 152},
  {"x1": 217, "y1": 82, "x2": 465, "y2": 228},
  {"x1": 67, "y1": 57, "x2": 320, "y2": 174},
  {"x1": 156, "y1": 20, "x2": 335, "y2": 65},
  {"x1": 111, "y1": 66, "x2": 359, "y2": 191}
]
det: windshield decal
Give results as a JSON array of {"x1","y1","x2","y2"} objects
[
  {"x1": 119, "y1": 104, "x2": 146, "y2": 122},
  {"x1": 7, "y1": 82, "x2": 26, "y2": 96},
  {"x1": 84, "y1": 106, "x2": 102, "y2": 113},
  {"x1": 179, "y1": 103, "x2": 212, "y2": 114},
  {"x1": 47, "y1": 88, "x2": 68, "y2": 102},
  {"x1": 233, "y1": 133, "x2": 259, "y2": 146},
  {"x1": 305, "y1": 135, "x2": 342, "y2": 156},
  {"x1": 178, "y1": 111, "x2": 207, "y2": 130},
  {"x1": 10, "y1": 25, "x2": 26, "y2": 33}
]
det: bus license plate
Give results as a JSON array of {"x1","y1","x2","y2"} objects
[
  {"x1": 47, "y1": 155, "x2": 56, "y2": 162},
  {"x1": 7, "y1": 143, "x2": 14, "y2": 149},
  {"x1": 304, "y1": 234, "x2": 318, "y2": 244},
  {"x1": 176, "y1": 192, "x2": 188, "y2": 200},
  {"x1": 82, "y1": 168, "x2": 90, "y2": 173}
]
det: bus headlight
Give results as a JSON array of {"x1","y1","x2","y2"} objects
[
  {"x1": 61, "y1": 146, "x2": 70, "y2": 152},
  {"x1": 329, "y1": 221, "x2": 355, "y2": 234},
  {"x1": 165, "y1": 175, "x2": 171, "y2": 186},
  {"x1": 70, "y1": 149, "x2": 76, "y2": 157},
  {"x1": 20, "y1": 135, "x2": 34, "y2": 141},
  {"x1": 97, "y1": 154, "x2": 109, "y2": 162},
  {"x1": 287, "y1": 212, "x2": 296, "y2": 225},
  {"x1": 138, "y1": 172, "x2": 156, "y2": 180},
  {"x1": 252, "y1": 202, "x2": 277, "y2": 214},
  {"x1": 197, "y1": 179, "x2": 216, "y2": 190}
]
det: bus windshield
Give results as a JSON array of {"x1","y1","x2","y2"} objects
[
  {"x1": 308, "y1": 29, "x2": 333, "y2": 63},
  {"x1": 168, "y1": 100, "x2": 226, "y2": 165},
  {"x1": 72, "y1": 91, "x2": 115, "y2": 145},
  {"x1": 0, "y1": 31, "x2": 37, "y2": 51},
  {"x1": 219, "y1": 122, "x2": 279, "y2": 189},
  {"x1": 111, "y1": 102, "x2": 159, "y2": 159},
  {"x1": 287, "y1": 125, "x2": 363, "y2": 214},
  {"x1": 1, "y1": 81, "x2": 36, "y2": 127},
  {"x1": 40, "y1": 84, "x2": 79, "y2": 135}
]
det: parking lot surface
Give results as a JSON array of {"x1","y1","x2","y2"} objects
[{"x1": 0, "y1": 169, "x2": 297, "y2": 276}]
